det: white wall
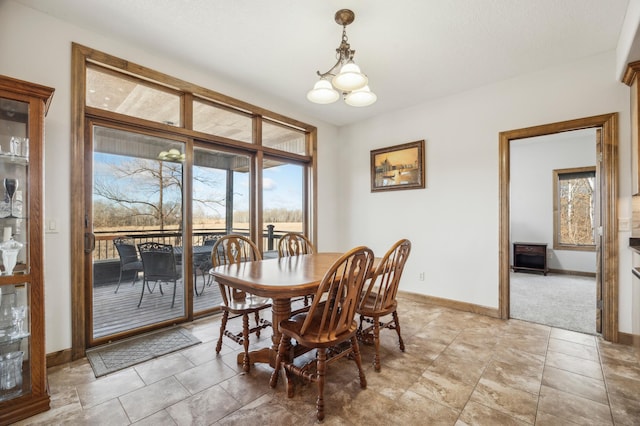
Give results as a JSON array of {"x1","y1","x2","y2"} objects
[
  {"x1": 0, "y1": 1, "x2": 341, "y2": 353},
  {"x1": 336, "y1": 51, "x2": 635, "y2": 332},
  {"x1": 510, "y1": 130, "x2": 597, "y2": 273}
]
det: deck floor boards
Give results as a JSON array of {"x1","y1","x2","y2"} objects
[{"x1": 92, "y1": 274, "x2": 222, "y2": 339}]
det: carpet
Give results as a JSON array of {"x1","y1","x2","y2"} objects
[
  {"x1": 510, "y1": 272, "x2": 596, "y2": 335},
  {"x1": 86, "y1": 327, "x2": 201, "y2": 377}
]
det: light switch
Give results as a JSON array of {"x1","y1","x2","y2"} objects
[{"x1": 46, "y1": 219, "x2": 58, "y2": 233}]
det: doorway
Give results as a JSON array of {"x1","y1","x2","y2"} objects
[
  {"x1": 499, "y1": 114, "x2": 619, "y2": 342},
  {"x1": 509, "y1": 129, "x2": 597, "y2": 333}
]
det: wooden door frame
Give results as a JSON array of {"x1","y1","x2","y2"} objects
[{"x1": 499, "y1": 113, "x2": 618, "y2": 342}]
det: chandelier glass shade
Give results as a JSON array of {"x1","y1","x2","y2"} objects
[
  {"x1": 306, "y1": 78, "x2": 340, "y2": 104},
  {"x1": 307, "y1": 9, "x2": 377, "y2": 107}
]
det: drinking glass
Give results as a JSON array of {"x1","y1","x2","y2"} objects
[
  {"x1": 3, "y1": 179, "x2": 17, "y2": 218},
  {"x1": 10, "y1": 306, "x2": 25, "y2": 337}
]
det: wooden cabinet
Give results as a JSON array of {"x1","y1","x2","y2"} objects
[
  {"x1": 513, "y1": 242, "x2": 548, "y2": 275},
  {"x1": 0, "y1": 75, "x2": 53, "y2": 423},
  {"x1": 623, "y1": 61, "x2": 640, "y2": 195}
]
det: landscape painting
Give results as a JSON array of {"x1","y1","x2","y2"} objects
[{"x1": 371, "y1": 140, "x2": 425, "y2": 192}]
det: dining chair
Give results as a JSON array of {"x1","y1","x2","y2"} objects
[
  {"x1": 113, "y1": 237, "x2": 143, "y2": 294},
  {"x1": 277, "y1": 232, "x2": 315, "y2": 257},
  {"x1": 277, "y1": 232, "x2": 315, "y2": 310},
  {"x1": 211, "y1": 234, "x2": 271, "y2": 372},
  {"x1": 137, "y1": 242, "x2": 181, "y2": 308},
  {"x1": 357, "y1": 239, "x2": 411, "y2": 371},
  {"x1": 269, "y1": 246, "x2": 375, "y2": 421}
]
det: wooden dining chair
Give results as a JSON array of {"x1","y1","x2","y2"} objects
[
  {"x1": 278, "y1": 232, "x2": 315, "y2": 309},
  {"x1": 277, "y1": 232, "x2": 315, "y2": 257},
  {"x1": 357, "y1": 239, "x2": 411, "y2": 371},
  {"x1": 137, "y1": 242, "x2": 181, "y2": 308},
  {"x1": 269, "y1": 246, "x2": 375, "y2": 421},
  {"x1": 211, "y1": 234, "x2": 271, "y2": 372}
]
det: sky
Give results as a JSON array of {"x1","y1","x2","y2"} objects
[{"x1": 94, "y1": 152, "x2": 303, "y2": 220}]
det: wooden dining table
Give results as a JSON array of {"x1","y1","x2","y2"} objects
[{"x1": 209, "y1": 252, "x2": 347, "y2": 368}]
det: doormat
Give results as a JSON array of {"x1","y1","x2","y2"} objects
[{"x1": 86, "y1": 327, "x2": 201, "y2": 377}]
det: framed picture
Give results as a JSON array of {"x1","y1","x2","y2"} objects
[{"x1": 370, "y1": 140, "x2": 425, "y2": 192}]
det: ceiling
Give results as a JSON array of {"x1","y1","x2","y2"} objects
[{"x1": 15, "y1": 0, "x2": 630, "y2": 127}]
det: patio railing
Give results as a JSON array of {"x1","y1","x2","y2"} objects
[{"x1": 92, "y1": 225, "x2": 289, "y2": 262}]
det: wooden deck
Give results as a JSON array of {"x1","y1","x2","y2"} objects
[{"x1": 92, "y1": 273, "x2": 222, "y2": 339}]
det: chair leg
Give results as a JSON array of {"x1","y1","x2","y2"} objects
[
  {"x1": 351, "y1": 336, "x2": 367, "y2": 389},
  {"x1": 373, "y1": 316, "x2": 381, "y2": 372},
  {"x1": 392, "y1": 311, "x2": 405, "y2": 352},
  {"x1": 114, "y1": 269, "x2": 124, "y2": 293},
  {"x1": 270, "y1": 334, "x2": 287, "y2": 388},
  {"x1": 254, "y1": 311, "x2": 261, "y2": 338},
  {"x1": 316, "y1": 348, "x2": 327, "y2": 421},
  {"x1": 137, "y1": 278, "x2": 147, "y2": 307},
  {"x1": 194, "y1": 269, "x2": 200, "y2": 296},
  {"x1": 242, "y1": 314, "x2": 251, "y2": 372},
  {"x1": 170, "y1": 280, "x2": 177, "y2": 308},
  {"x1": 216, "y1": 311, "x2": 229, "y2": 353}
]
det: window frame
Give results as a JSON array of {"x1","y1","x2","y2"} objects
[
  {"x1": 552, "y1": 166, "x2": 596, "y2": 252},
  {"x1": 71, "y1": 43, "x2": 317, "y2": 356}
]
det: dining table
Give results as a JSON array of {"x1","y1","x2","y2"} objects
[{"x1": 209, "y1": 252, "x2": 349, "y2": 368}]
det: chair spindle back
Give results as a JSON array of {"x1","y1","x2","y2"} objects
[
  {"x1": 360, "y1": 239, "x2": 411, "y2": 312},
  {"x1": 301, "y1": 246, "x2": 374, "y2": 339}
]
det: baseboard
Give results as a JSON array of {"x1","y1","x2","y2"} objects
[
  {"x1": 547, "y1": 268, "x2": 596, "y2": 277},
  {"x1": 618, "y1": 331, "x2": 640, "y2": 348},
  {"x1": 398, "y1": 290, "x2": 500, "y2": 318},
  {"x1": 46, "y1": 348, "x2": 73, "y2": 368}
]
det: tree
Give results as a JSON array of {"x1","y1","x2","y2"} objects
[{"x1": 94, "y1": 156, "x2": 225, "y2": 230}]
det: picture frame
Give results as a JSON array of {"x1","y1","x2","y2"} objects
[{"x1": 370, "y1": 140, "x2": 425, "y2": 192}]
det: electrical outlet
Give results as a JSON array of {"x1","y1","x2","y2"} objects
[{"x1": 419, "y1": 272, "x2": 425, "y2": 281}]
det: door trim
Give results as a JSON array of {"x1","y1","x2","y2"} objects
[{"x1": 499, "y1": 113, "x2": 618, "y2": 342}]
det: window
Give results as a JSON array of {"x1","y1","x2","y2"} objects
[
  {"x1": 72, "y1": 43, "x2": 317, "y2": 347},
  {"x1": 87, "y1": 64, "x2": 182, "y2": 126},
  {"x1": 553, "y1": 166, "x2": 596, "y2": 251},
  {"x1": 193, "y1": 98, "x2": 253, "y2": 143},
  {"x1": 262, "y1": 158, "x2": 306, "y2": 252},
  {"x1": 263, "y1": 120, "x2": 307, "y2": 155}
]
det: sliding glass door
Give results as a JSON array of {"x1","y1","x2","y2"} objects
[{"x1": 88, "y1": 124, "x2": 186, "y2": 343}]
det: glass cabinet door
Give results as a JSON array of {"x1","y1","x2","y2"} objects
[
  {"x1": 0, "y1": 284, "x2": 29, "y2": 400},
  {"x1": 0, "y1": 96, "x2": 31, "y2": 402}
]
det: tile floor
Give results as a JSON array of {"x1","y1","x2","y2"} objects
[{"x1": 15, "y1": 294, "x2": 640, "y2": 425}]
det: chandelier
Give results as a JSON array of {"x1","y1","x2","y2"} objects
[{"x1": 306, "y1": 9, "x2": 377, "y2": 107}]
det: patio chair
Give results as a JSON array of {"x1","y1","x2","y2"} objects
[
  {"x1": 357, "y1": 239, "x2": 411, "y2": 371},
  {"x1": 269, "y1": 246, "x2": 375, "y2": 421},
  {"x1": 212, "y1": 234, "x2": 271, "y2": 372},
  {"x1": 137, "y1": 242, "x2": 181, "y2": 308},
  {"x1": 113, "y1": 237, "x2": 143, "y2": 294},
  {"x1": 193, "y1": 234, "x2": 219, "y2": 296}
]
